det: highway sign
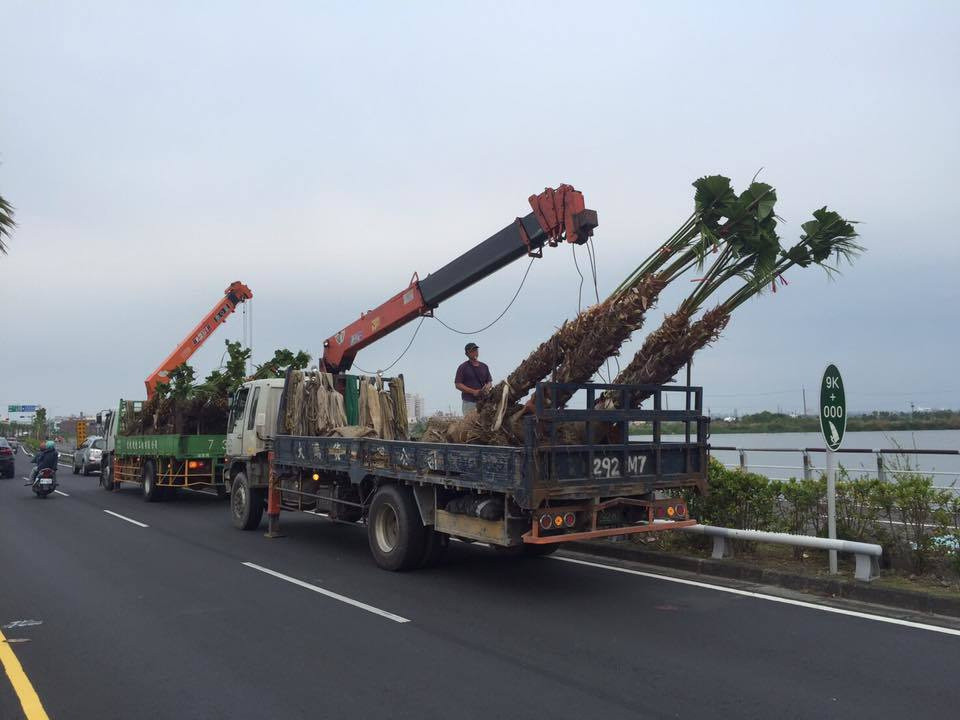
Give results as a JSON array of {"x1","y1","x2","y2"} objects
[
  {"x1": 7, "y1": 405, "x2": 37, "y2": 413},
  {"x1": 819, "y1": 364, "x2": 846, "y2": 451}
]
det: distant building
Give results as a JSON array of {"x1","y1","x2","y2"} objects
[{"x1": 405, "y1": 393, "x2": 425, "y2": 422}]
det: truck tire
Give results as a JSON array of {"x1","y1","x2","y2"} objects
[
  {"x1": 418, "y1": 528, "x2": 449, "y2": 569},
  {"x1": 100, "y1": 454, "x2": 113, "y2": 491},
  {"x1": 142, "y1": 460, "x2": 162, "y2": 503},
  {"x1": 367, "y1": 484, "x2": 426, "y2": 571},
  {"x1": 231, "y1": 472, "x2": 264, "y2": 530}
]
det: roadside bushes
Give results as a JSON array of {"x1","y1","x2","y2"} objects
[{"x1": 681, "y1": 457, "x2": 959, "y2": 576}]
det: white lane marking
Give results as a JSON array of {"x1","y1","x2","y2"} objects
[
  {"x1": 242, "y1": 562, "x2": 410, "y2": 624},
  {"x1": 553, "y1": 556, "x2": 960, "y2": 638},
  {"x1": 57, "y1": 462, "x2": 72, "y2": 468},
  {"x1": 103, "y1": 510, "x2": 149, "y2": 528},
  {"x1": 2, "y1": 620, "x2": 42, "y2": 629}
]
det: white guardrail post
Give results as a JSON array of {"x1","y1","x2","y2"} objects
[{"x1": 681, "y1": 525, "x2": 881, "y2": 582}]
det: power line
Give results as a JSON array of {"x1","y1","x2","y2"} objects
[
  {"x1": 432, "y1": 257, "x2": 535, "y2": 335},
  {"x1": 351, "y1": 317, "x2": 426, "y2": 375}
]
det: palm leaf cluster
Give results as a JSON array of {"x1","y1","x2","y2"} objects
[
  {"x1": 473, "y1": 175, "x2": 783, "y2": 430},
  {"x1": 604, "y1": 207, "x2": 860, "y2": 409},
  {"x1": 0, "y1": 192, "x2": 15, "y2": 255}
]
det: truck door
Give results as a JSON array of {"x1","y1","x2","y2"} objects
[{"x1": 226, "y1": 387, "x2": 250, "y2": 458}]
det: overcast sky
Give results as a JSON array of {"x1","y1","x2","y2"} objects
[{"x1": 2, "y1": 1, "x2": 958, "y2": 419}]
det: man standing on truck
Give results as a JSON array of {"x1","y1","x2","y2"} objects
[{"x1": 454, "y1": 342, "x2": 492, "y2": 416}]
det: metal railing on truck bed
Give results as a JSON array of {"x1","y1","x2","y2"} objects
[
  {"x1": 523, "y1": 382, "x2": 709, "y2": 507},
  {"x1": 272, "y1": 382, "x2": 710, "y2": 509}
]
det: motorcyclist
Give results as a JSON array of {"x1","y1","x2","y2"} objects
[{"x1": 29, "y1": 440, "x2": 59, "y2": 485}]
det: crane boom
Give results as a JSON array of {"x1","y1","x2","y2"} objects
[
  {"x1": 321, "y1": 185, "x2": 598, "y2": 373},
  {"x1": 145, "y1": 281, "x2": 254, "y2": 399}
]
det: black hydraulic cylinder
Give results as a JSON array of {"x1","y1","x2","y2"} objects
[{"x1": 417, "y1": 213, "x2": 547, "y2": 308}]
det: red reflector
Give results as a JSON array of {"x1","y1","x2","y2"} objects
[
  {"x1": 563, "y1": 512, "x2": 576, "y2": 528},
  {"x1": 539, "y1": 514, "x2": 553, "y2": 530},
  {"x1": 677, "y1": 504, "x2": 686, "y2": 517},
  {"x1": 655, "y1": 506, "x2": 665, "y2": 518}
]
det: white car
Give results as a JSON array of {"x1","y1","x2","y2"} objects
[{"x1": 73, "y1": 436, "x2": 104, "y2": 476}]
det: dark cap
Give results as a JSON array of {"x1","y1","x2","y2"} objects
[{"x1": 464, "y1": 342, "x2": 479, "y2": 353}]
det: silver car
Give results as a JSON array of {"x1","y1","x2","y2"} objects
[{"x1": 73, "y1": 436, "x2": 104, "y2": 476}]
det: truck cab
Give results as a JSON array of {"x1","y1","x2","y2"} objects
[{"x1": 225, "y1": 378, "x2": 286, "y2": 528}]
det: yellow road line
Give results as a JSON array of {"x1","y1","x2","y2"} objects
[{"x1": 0, "y1": 626, "x2": 50, "y2": 720}]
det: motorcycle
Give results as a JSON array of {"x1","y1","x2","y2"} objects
[{"x1": 31, "y1": 467, "x2": 58, "y2": 498}]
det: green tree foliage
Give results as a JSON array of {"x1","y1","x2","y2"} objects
[
  {"x1": 198, "y1": 340, "x2": 252, "y2": 398},
  {"x1": 32, "y1": 407, "x2": 47, "y2": 440},
  {"x1": 681, "y1": 456, "x2": 958, "y2": 576},
  {"x1": 253, "y1": 349, "x2": 310, "y2": 380}
]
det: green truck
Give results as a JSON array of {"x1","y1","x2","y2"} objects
[{"x1": 100, "y1": 400, "x2": 228, "y2": 501}]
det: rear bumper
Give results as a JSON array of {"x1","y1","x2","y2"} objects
[{"x1": 522, "y1": 496, "x2": 696, "y2": 545}]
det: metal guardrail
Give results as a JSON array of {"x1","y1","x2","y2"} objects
[
  {"x1": 680, "y1": 524, "x2": 882, "y2": 582},
  {"x1": 711, "y1": 445, "x2": 960, "y2": 491}
]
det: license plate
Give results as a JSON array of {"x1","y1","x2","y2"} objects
[{"x1": 39, "y1": 479, "x2": 52, "y2": 485}]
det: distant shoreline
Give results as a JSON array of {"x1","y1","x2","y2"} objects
[{"x1": 631, "y1": 412, "x2": 960, "y2": 435}]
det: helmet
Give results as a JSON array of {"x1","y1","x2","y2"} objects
[{"x1": 45, "y1": 440, "x2": 55, "y2": 449}]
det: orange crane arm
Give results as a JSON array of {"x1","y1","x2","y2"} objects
[{"x1": 144, "y1": 281, "x2": 253, "y2": 399}]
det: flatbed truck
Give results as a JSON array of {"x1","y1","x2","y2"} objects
[
  {"x1": 226, "y1": 376, "x2": 709, "y2": 570},
  {"x1": 100, "y1": 400, "x2": 228, "y2": 500}
]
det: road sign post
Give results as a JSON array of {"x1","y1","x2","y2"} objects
[{"x1": 820, "y1": 364, "x2": 847, "y2": 574}]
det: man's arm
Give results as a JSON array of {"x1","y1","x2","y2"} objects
[
  {"x1": 455, "y1": 382, "x2": 480, "y2": 397},
  {"x1": 454, "y1": 364, "x2": 478, "y2": 397}
]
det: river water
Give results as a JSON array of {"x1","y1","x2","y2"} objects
[{"x1": 631, "y1": 429, "x2": 960, "y2": 490}]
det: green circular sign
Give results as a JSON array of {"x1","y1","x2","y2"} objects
[{"x1": 819, "y1": 364, "x2": 846, "y2": 451}]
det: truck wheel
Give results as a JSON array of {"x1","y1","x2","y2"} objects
[
  {"x1": 100, "y1": 455, "x2": 114, "y2": 491},
  {"x1": 367, "y1": 484, "x2": 426, "y2": 571},
  {"x1": 142, "y1": 461, "x2": 162, "y2": 502},
  {"x1": 418, "y1": 528, "x2": 449, "y2": 569},
  {"x1": 231, "y1": 472, "x2": 264, "y2": 530}
]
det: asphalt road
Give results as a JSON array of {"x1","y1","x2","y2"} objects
[{"x1": 2, "y1": 448, "x2": 960, "y2": 720}]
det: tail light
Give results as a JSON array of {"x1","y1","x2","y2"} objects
[
  {"x1": 655, "y1": 506, "x2": 665, "y2": 518},
  {"x1": 539, "y1": 514, "x2": 553, "y2": 530},
  {"x1": 188, "y1": 460, "x2": 207, "y2": 470},
  {"x1": 667, "y1": 505, "x2": 675, "y2": 517},
  {"x1": 0, "y1": 448, "x2": 11, "y2": 457},
  {"x1": 563, "y1": 512, "x2": 576, "y2": 528}
]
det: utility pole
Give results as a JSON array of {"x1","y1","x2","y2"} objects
[{"x1": 802, "y1": 386, "x2": 808, "y2": 416}]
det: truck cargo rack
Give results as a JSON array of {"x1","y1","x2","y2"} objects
[{"x1": 521, "y1": 381, "x2": 710, "y2": 506}]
